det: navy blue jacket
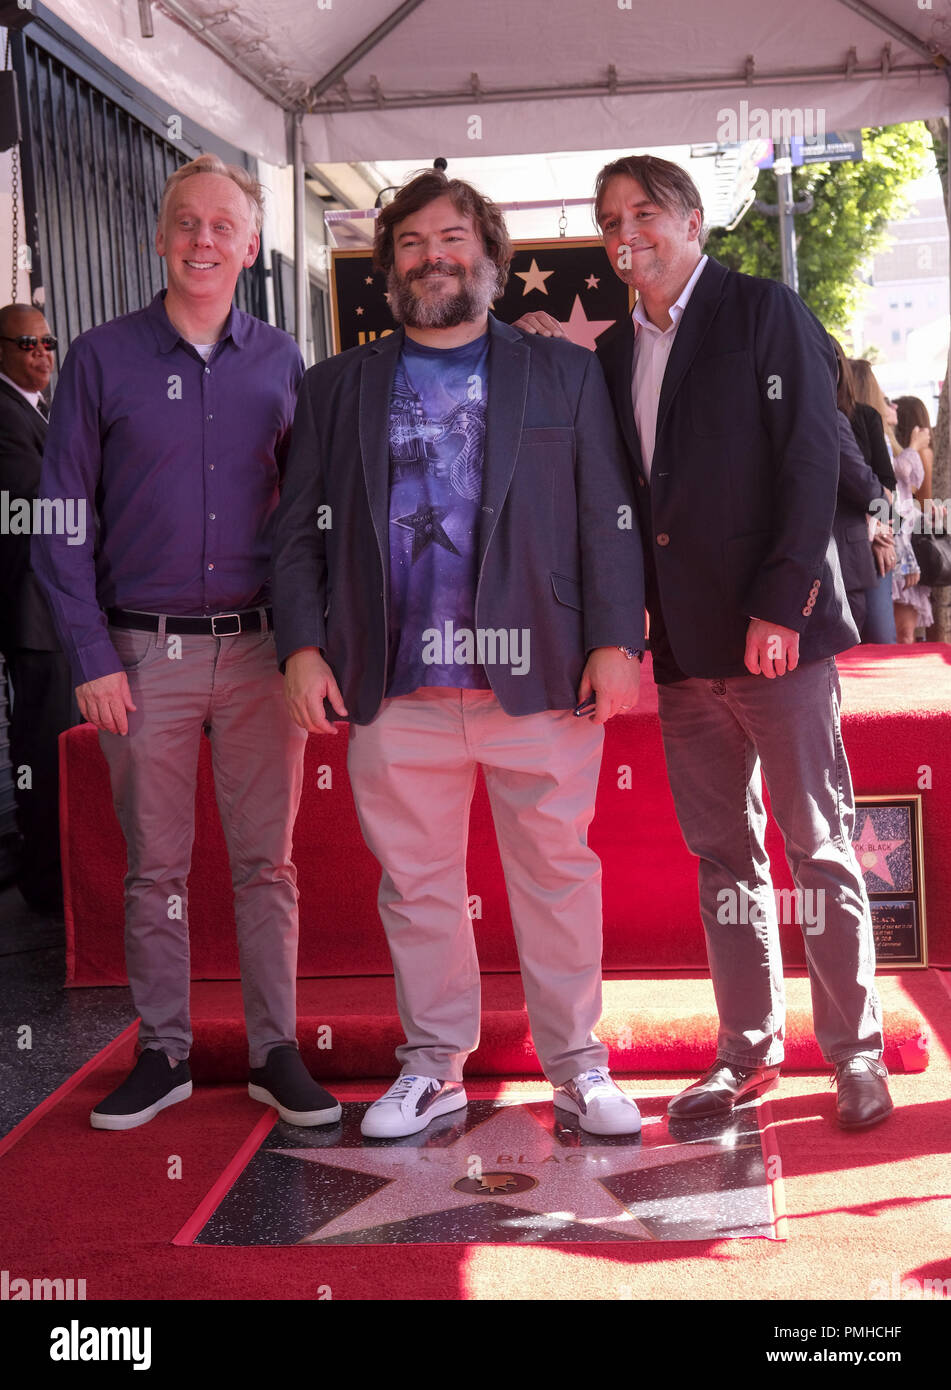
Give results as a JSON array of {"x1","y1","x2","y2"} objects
[
  {"x1": 273, "y1": 314, "x2": 646, "y2": 723},
  {"x1": 596, "y1": 257, "x2": 859, "y2": 682}
]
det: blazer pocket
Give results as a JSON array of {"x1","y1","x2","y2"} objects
[
  {"x1": 519, "y1": 426, "x2": 576, "y2": 465},
  {"x1": 520, "y1": 427, "x2": 575, "y2": 444},
  {"x1": 551, "y1": 572, "x2": 583, "y2": 610}
]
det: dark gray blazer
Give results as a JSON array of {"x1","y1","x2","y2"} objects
[
  {"x1": 272, "y1": 314, "x2": 646, "y2": 723},
  {"x1": 0, "y1": 377, "x2": 60, "y2": 652}
]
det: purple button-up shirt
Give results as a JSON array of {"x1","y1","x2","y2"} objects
[{"x1": 33, "y1": 292, "x2": 303, "y2": 685}]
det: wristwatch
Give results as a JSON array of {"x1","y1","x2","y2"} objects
[{"x1": 618, "y1": 646, "x2": 645, "y2": 663}]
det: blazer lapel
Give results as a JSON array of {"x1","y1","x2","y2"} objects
[
  {"x1": 655, "y1": 257, "x2": 728, "y2": 447},
  {"x1": 479, "y1": 315, "x2": 530, "y2": 568},
  {"x1": 358, "y1": 328, "x2": 404, "y2": 571},
  {"x1": 604, "y1": 318, "x2": 645, "y2": 480}
]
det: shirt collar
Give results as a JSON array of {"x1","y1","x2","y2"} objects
[
  {"x1": 146, "y1": 290, "x2": 247, "y2": 354},
  {"x1": 632, "y1": 254, "x2": 708, "y2": 336},
  {"x1": 0, "y1": 370, "x2": 41, "y2": 409}
]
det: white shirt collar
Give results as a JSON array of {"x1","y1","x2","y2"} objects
[
  {"x1": 632, "y1": 254, "x2": 709, "y2": 336},
  {"x1": 0, "y1": 370, "x2": 42, "y2": 410}
]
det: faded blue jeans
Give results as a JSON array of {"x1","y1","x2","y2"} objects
[{"x1": 657, "y1": 657, "x2": 883, "y2": 1067}]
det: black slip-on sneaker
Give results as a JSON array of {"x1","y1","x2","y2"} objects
[
  {"x1": 248, "y1": 1044, "x2": 342, "y2": 1126},
  {"x1": 90, "y1": 1049, "x2": 192, "y2": 1131}
]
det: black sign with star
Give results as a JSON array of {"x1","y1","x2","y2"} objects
[{"x1": 330, "y1": 238, "x2": 633, "y2": 354}]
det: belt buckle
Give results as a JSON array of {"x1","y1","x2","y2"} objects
[{"x1": 211, "y1": 612, "x2": 241, "y2": 637}]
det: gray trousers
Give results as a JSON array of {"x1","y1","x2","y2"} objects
[
  {"x1": 656, "y1": 657, "x2": 883, "y2": 1067},
  {"x1": 347, "y1": 688, "x2": 608, "y2": 1085},
  {"x1": 99, "y1": 624, "x2": 307, "y2": 1067}
]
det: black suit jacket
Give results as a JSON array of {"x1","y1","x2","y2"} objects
[
  {"x1": 596, "y1": 257, "x2": 859, "y2": 682},
  {"x1": 833, "y1": 410, "x2": 884, "y2": 596},
  {"x1": 0, "y1": 377, "x2": 60, "y2": 652},
  {"x1": 272, "y1": 314, "x2": 646, "y2": 723}
]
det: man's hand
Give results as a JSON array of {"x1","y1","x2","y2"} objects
[
  {"x1": 512, "y1": 310, "x2": 566, "y2": 339},
  {"x1": 744, "y1": 618, "x2": 800, "y2": 678},
  {"x1": 284, "y1": 648, "x2": 348, "y2": 735},
  {"x1": 871, "y1": 534, "x2": 897, "y2": 577},
  {"x1": 76, "y1": 672, "x2": 137, "y2": 736},
  {"x1": 577, "y1": 647, "x2": 641, "y2": 725}
]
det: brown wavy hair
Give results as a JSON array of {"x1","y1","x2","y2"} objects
[
  {"x1": 593, "y1": 154, "x2": 707, "y2": 247},
  {"x1": 373, "y1": 170, "x2": 512, "y2": 294}
]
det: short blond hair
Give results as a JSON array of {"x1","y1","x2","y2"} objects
[{"x1": 159, "y1": 153, "x2": 264, "y2": 234}]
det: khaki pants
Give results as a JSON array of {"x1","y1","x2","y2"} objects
[
  {"x1": 347, "y1": 687, "x2": 608, "y2": 1085},
  {"x1": 99, "y1": 624, "x2": 307, "y2": 1067}
]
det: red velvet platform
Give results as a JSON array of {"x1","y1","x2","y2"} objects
[{"x1": 61, "y1": 645, "x2": 951, "y2": 987}]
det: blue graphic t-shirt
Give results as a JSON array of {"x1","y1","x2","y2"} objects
[{"x1": 386, "y1": 332, "x2": 491, "y2": 696}]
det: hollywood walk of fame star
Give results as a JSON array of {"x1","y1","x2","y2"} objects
[
  {"x1": 264, "y1": 1101, "x2": 764, "y2": 1244},
  {"x1": 559, "y1": 295, "x2": 615, "y2": 351},
  {"x1": 393, "y1": 503, "x2": 461, "y2": 561},
  {"x1": 585, "y1": 274, "x2": 600, "y2": 289},
  {"x1": 515, "y1": 257, "x2": 555, "y2": 296},
  {"x1": 854, "y1": 814, "x2": 906, "y2": 888}
]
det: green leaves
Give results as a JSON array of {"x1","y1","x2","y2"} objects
[{"x1": 705, "y1": 123, "x2": 933, "y2": 333}]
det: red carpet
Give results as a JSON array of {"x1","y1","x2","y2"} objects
[
  {"x1": 62, "y1": 645, "x2": 951, "y2": 985},
  {"x1": 1, "y1": 969, "x2": 948, "y2": 1301},
  {"x1": 182, "y1": 973, "x2": 929, "y2": 1080}
]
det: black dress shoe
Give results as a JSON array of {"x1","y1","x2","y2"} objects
[
  {"x1": 834, "y1": 1056, "x2": 894, "y2": 1129},
  {"x1": 248, "y1": 1044, "x2": 342, "y2": 1127},
  {"x1": 667, "y1": 1058, "x2": 782, "y2": 1119}
]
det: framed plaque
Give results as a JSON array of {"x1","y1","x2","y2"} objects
[{"x1": 852, "y1": 795, "x2": 928, "y2": 969}]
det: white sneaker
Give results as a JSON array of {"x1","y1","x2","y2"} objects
[
  {"x1": 554, "y1": 1067, "x2": 642, "y2": 1135},
  {"x1": 360, "y1": 1074, "x2": 468, "y2": 1138}
]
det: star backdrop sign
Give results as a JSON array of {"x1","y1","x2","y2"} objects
[{"x1": 330, "y1": 239, "x2": 633, "y2": 353}]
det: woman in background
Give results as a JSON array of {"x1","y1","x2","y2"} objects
[
  {"x1": 829, "y1": 340, "x2": 894, "y2": 641},
  {"x1": 891, "y1": 396, "x2": 933, "y2": 643},
  {"x1": 849, "y1": 358, "x2": 899, "y2": 642}
]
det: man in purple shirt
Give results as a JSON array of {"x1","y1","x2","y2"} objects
[{"x1": 34, "y1": 153, "x2": 341, "y2": 1132}]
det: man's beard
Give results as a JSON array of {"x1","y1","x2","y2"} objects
[{"x1": 387, "y1": 255, "x2": 500, "y2": 329}]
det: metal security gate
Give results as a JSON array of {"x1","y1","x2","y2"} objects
[{"x1": 11, "y1": 27, "x2": 266, "y2": 350}]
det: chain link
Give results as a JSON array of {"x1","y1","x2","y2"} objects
[{"x1": 4, "y1": 33, "x2": 19, "y2": 302}]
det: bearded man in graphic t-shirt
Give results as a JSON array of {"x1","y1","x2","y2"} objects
[{"x1": 272, "y1": 171, "x2": 646, "y2": 1138}]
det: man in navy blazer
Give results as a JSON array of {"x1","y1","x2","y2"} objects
[
  {"x1": 517, "y1": 154, "x2": 891, "y2": 1130},
  {"x1": 273, "y1": 171, "x2": 646, "y2": 1141}
]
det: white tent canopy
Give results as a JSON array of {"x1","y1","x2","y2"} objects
[{"x1": 40, "y1": 0, "x2": 951, "y2": 166}]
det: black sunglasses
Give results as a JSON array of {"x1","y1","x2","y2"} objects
[{"x1": 0, "y1": 334, "x2": 57, "y2": 351}]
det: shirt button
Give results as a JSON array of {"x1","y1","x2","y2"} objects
[
  {"x1": 209, "y1": 512, "x2": 216, "y2": 520},
  {"x1": 208, "y1": 563, "x2": 215, "y2": 571},
  {"x1": 209, "y1": 464, "x2": 215, "y2": 470},
  {"x1": 206, "y1": 414, "x2": 213, "y2": 421},
  {"x1": 656, "y1": 532, "x2": 670, "y2": 546},
  {"x1": 204, "y1": 367, "x2": 211, "y2": 375}
]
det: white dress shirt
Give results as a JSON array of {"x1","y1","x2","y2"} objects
[
  {"x1": 0, "y1": 370, "x2": 43, "y2": 414},
  {"x1": 631, "y1": 255, "x2": 708, "y2": 479}
]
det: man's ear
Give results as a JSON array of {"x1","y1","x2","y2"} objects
[{"x1": 243, "y1": 231, "x2": 261, "y2": 269}]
